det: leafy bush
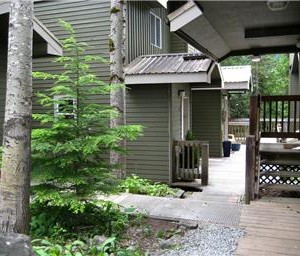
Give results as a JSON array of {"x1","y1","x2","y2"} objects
[
  {"x1": 31, "y1": 20, "x2": 142, "y2": 214},
  {"x1": 32, "y1": 237, "x2": 143, "y2": 256},
  {"x1": 119, "y1": 175, "x2": 178, "y2": 197},
  {"x1": 30, "y1": 200, "x2": 134, "y2": 240}
]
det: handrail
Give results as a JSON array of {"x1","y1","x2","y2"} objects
[
  {"x1": 260, "y1": 95, "x2": 300, "y2": 138},
  {"x1": 173, "y1": 140, "x2": 209, "y2": 186}
]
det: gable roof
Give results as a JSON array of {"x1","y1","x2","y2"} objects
[
  {"x1": 0, "y1": 0, "x2": 62, "y2": 57},
  {"x1": 125, "y1": 53, "x2": 220, "y2": 84},
  {"x1": 221, "y1": 65, "x2": 252, "y2": 92}
]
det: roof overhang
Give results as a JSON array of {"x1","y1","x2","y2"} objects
[
  {"x1": 0, "y1": 1, "x2": 62, "y2": 57},
  {"x1": 125, "y1": 53, "x2": 222, "y2": 85},
  {"x1": 221, "y1": 65, "x2": 252, "y2": 92},
  {"x1": 168, "y1": 1, "x2": 300, "y2": 62},
  {"x1": 126, "y1": 72, "x2": 211, "y2": 84}
]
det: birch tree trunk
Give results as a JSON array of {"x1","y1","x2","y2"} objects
[
  {"x1": 110, "y1": 0, "x2": 126, "y2": 178},
  {"x1": 0, "y1": 0, "x2": 33, "y2": 234}
]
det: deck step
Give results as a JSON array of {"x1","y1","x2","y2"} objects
[
  {"x1": 260, "y1": 184, "x2": 300, "y2": 192},
  {"x1": 260, "y1": 159, "x2": 300, "y2": 165},
  {"x1": 260, "y1": 171, "x2": 300, "y2": 178}
]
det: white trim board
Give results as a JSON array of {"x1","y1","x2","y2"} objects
[{"x1": 125, "y1": 72, "x2": 210, "y2": 85}]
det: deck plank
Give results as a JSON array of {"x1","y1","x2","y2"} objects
[{"x1": 237, "y1": 198, "x2": 300, "y2": 256}]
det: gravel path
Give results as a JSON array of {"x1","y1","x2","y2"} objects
[{"x1": 156, "y1": 223, "x2": 245, "y2": 256}]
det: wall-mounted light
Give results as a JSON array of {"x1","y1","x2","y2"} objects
[
  {"x1": 252, "y1": 55, "x2": 261, "y2": 62},
  {"x1": 178, "y1": 89, "x2": 186, "y2": 97},
  {"x1": 267, "y1": 0, "x2": 289, "y2": 11}
]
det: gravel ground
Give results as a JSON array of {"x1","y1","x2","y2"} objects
[{"x1": 156, "y1": 223, "x2": 245, "y2": 256}]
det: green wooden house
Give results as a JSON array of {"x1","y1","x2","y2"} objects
[
  {"x1": 0, "y1": 0, "x2": 62, "y2": 140},
  {"x1": 0, "y1": 0, "x2": 253, "y2": 183}
]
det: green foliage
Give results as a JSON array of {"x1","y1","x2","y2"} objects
[
  {"x1": 31, "y1": 20, "x2": 142, "y2": 212},
  {"x1": 221, "y1": 54, "x2": 289, "y2": 118},
  {"x1": 30, "y1": 200, "x2": 134, "y2": 240},
  {"x1": 185, "y1": 130, "x2": 195, "y2": 140},
  {"x1": 119, "y1": 175, "x2": 177, "y2": 197},
  {"x1": 32, "y1": 237, "x2": 143, "y2": 256}
]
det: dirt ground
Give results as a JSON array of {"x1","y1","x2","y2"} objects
[{"x1": 120, "y1": 218, "x2": 184, "y2": 254}]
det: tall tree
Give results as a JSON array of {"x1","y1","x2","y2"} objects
[
  {"x1": 109, "y1": 0, "x2": 126, "y2": 178},
  {"x1": 0, "y1": 0, "x2": 33, "y2": 234}
]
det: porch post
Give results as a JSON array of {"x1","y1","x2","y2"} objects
[
  {"x1": 201, "y1": 143, "x2": 209, "y2": 186},
  {"x1": 245, "y1": 135, "x2": 255, "y2": 204}
]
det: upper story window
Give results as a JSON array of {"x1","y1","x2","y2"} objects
[
  {"x1": 54, "y1": 95, "x2": 77, "y2": 119},
  {"x1": 150, "y1": 11, "x2": 162, "y2": 48}
]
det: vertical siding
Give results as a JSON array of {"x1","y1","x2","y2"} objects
[
  {"x1": 170, "y1": 33, "x2": 187, "y2": 53},
  {"x1": 126, "y1": 1, "x2": 170, "y2": 63},
  {"x1": 0, "y1": 46, "x2": 7, "y2": 141},
  {"x1": 126, "y1": 84, "x2": 171, "y2": 182},
  {"x1": 172, "y1": 83, "x2": 190, "y2": 140},
  {"x1": 192, "y1": 90, "x2": 222, "y2": 157},
  {"x1": 33, "y1": 0, "x2": 111, "y2": 116}
]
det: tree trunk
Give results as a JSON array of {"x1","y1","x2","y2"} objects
[
  {"x1": 0, "y1": 0, "x2": 33, "y2": 234},
  {"x1": 110, "y1": 0, "x2": 126, "y2": 178}
]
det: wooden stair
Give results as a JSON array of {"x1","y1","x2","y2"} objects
[
  {"x1": 259, "y1": 158, "x2": 300, "y2": 194},
  {"x1": 260, "y1": 184, "x2": 300, "y2": 192}
]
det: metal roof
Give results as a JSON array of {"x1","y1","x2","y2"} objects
[
  {"x1": 125, "y1": 53, "x2": 213, "y2": 75},
  {"x1": 221, "y1": 65, "x2": 252, "y2": 91}
]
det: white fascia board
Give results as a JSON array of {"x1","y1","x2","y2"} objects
[
  {"x1": 0, "y1": 1, "x2": 9, "y2": 15},
  {"x1": 125, "y1": 73, "x2": 209, "y2": 85},
  {"x1": 191, "y1": 87, "x2": 225, "y2": 91},
  {"x1": 33, "y1": 16, "x2": 63, "y2": 56},
  {"x1": 168, "y1": 1, "x2": 203, "y2": 32},
  {"x1": 224, "y1": 82, "x2": 250, "y2": 91}
]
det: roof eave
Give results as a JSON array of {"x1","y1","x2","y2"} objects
[
  {"x1": 33, "y1": 16, "x2": 62, "y2": 56},
  {"x1": 125, "y1": 73, "x2": 210, "y2": 85}
]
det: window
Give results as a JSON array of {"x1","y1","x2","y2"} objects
[
  {"x1": 150, "y1": 12, "x2": 162, "y2": 48},
  {"x1": 54, "y1": 95, "x2": 77, "y2": 119}
]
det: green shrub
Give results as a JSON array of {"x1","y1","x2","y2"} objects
[
  {"x1": 32, "y1": 237, "x2": 143, "y2": 256},
  {"x1": 119, "y1": 175, "x2": 178, "y2": 197},
  {"x1": 30, "y1": 200, "x2": 133, "y2": 240}
]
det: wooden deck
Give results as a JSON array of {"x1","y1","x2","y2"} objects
[{"x1": 237, "y1": 197, "x2": 300, "y2": 256}]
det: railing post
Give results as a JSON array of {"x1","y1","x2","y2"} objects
[
  {"x1": 249, "y1": 95, "x2": 260, "y2": 137},
  {"x1": 245, "y1": 135, "x2": 255, "y2": 204},
  {"x1": 201, "y1": 143, "x2": 209, "y2": 186}
]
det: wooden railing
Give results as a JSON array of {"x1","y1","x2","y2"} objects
[
  {"x1": 245, "y1": 95, "x2": 300, "y2": 204},
  {"x1": 173, "y1": 140, "x2": 209, "y2": 186},
  {"x1": 260, "y1": 95, "x2": 300, "y2": 138},
  {"x1": 228, "y1": 122, "x2": 249, "y2": 143}
]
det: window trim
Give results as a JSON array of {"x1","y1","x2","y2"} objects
[
  {"x1": 54, "y1": 95, "x2": 77, "y2": 119},
  {"x1": 150, "y1": 11, "x2": 162, "y2": 49}
]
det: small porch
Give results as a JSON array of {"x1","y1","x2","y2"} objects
[{"x1": 245, "y1": 95, "x2": 300, "y2": 204}]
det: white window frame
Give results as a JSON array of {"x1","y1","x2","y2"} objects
[
  {"x1": 150, "y1": 11, "x2": 162, "y2": 49},
  {"x1": 54, "y1": 95, "x2": 77, "y2": 119}
]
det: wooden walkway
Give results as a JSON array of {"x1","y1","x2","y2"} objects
[{"x1": 237, "y1": 197, "x2": 300, "y2": 256}]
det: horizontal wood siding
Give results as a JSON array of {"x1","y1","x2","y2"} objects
[
  {"x1": 192, "y1": 90, "x2": 222, "y2": 157},
  {"x1": 33, "y1": 0, "x2": 110, "y2": 116},
  {"x1": 126, "y1": 84, "x2": 170, "y2": 182},
  {"x1": 0, "y1": 46, "x2": 7, "y2": 141},
  {"x1": 126, "y1": 1, "x2": 170, "y2": 63},
  {"x1": 170, "y1": 33, "x2": 187, "y2": 53}
]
